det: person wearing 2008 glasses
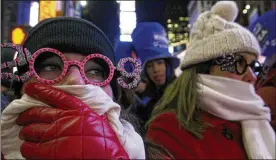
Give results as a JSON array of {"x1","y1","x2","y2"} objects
[
  {"x1": 146, "y1": 1, "x2": 275, "y2": 159},
  {"x1": 1, "y1": 17, "x2": 146, "y2": 159}
]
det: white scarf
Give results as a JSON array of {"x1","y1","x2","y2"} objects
[
  {"x1": 1, "y1": 85, "x2": 145, "y2": 159},
  {"x1": 197, "y1": 74, "x2": 275, "y2": 159}
]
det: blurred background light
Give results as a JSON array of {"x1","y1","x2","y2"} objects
[
  {"x1": 13, "y1": 51, "x2": 18, "y2": 73},
  {"x1": 120, "y1": 1, "x2": 135, "y2": 11},
  {"x1": 80, "y1": 1, "x2": 87, "y2": 7},
  {"x1": 119, "y1": 1, "x2": 136, "y2": 42},
  {"x1": 29, "y1": 2, "x2": 39, "y2": 27},
  {"x1": 120, "y1": 34, "x2": 132, "y2": 42}
]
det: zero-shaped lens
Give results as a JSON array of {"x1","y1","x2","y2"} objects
[
  {"x1": 235, "y1": 56, "x2": 247, "y2": 75},
  {"x1": 84, "y1": 57, "x2": 107, "y2": 83},
  {"x1": 82, "y1": 54, "x2": 115, "y2": 86},
  {"x1": 30, "y1": 48, "x2": 66, "y2": 84},
  {"x1": 251, "y1": 61, "x2": 262, "y2": 76}
]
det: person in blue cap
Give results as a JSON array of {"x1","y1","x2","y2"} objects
[
  {"x1": 249, "y1": 10, "x2": 276, "y2": 131},
  {"x1": 1, "y1": 80, "x2": 12, "y2": 112},
  {"x1": 125, "y1": 22, "x2": 180, "y2": 135},
  {"x1": 1, "y1": 79, "x2": 15, "y2": 112},
  {"x1": 114, "y1": 41, "x2": 149, "y2": 112}
]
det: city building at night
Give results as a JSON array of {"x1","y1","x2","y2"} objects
[
  {"x1": 120, "y1": 1, "x2": 190, "y2": 55},
  {"x1": 187, "y1": 0, "x2": 276, "y2": 27},
  {"x1": 235, "y1": 0, "x2": 276, "y2": 27},
  {"x1": 164, "y1": 1, "x2": 189, "y2": 55}
]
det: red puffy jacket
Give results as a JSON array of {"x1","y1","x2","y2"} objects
[{"x1": 2, "y1": 83, "x2": 129, "y2": 159}]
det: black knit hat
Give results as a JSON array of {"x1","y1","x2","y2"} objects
[
  {"x1": 18, "y1": 17, "x2": 120, "y2": 99},
  {"x1": 22, "y1": 17, "x2": 116, "y2": 63}
]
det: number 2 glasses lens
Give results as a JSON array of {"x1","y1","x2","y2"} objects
[{"x1": 34, "y1": 51, "x2": 64, "y2": 81}]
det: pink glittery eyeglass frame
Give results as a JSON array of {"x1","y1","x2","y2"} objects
[
  {"x1": 1, "y1": 43, "x2": 142, "y2": 89},
  {"x1": 29, "y1": 48, "x2": 115, "y2": 86}
]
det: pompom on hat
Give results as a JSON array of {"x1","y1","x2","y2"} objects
[
  {"x1": 181, "y1": 1, "x2": 261, "y2": 69},
  {"x1": 211, "y1": 0, "x2": 239, "y2": 22}
]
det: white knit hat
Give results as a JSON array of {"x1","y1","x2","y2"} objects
[{"x1": 181, "y1": 1, "x2": 261, "y2": 69}]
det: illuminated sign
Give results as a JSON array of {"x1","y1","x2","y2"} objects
[
  {"x1": 39, "y1": 1, "x2": 56, "y2": 21},
  {"x1": 56, "y1": 1, "x2": 63, "y2": 16},
  {"x1": 29, "y1": 2, "x2": 39, "y2": 27},
  {"x1": 118, "y1": 1, "x2": 136, "y2": 42}
]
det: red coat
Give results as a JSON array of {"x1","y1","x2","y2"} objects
[{"x1": 146, "y1": 112, "x2": 248, "y2": 159}]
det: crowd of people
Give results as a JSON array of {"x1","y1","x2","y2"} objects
[{"x1": 1, "y1": 1, "x2": 275, "y2": 159}]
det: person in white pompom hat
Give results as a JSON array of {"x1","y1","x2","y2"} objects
[{"x1": 146, "y1": 1, "x2": 275, "y2": 159}]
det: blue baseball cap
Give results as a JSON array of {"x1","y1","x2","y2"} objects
[
  {"x1": 249, "y1": 10, "x2": 276, "y2": 57},
  {"x1": 131, "y1": 22, "x2": 180, "y2": 69}
]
